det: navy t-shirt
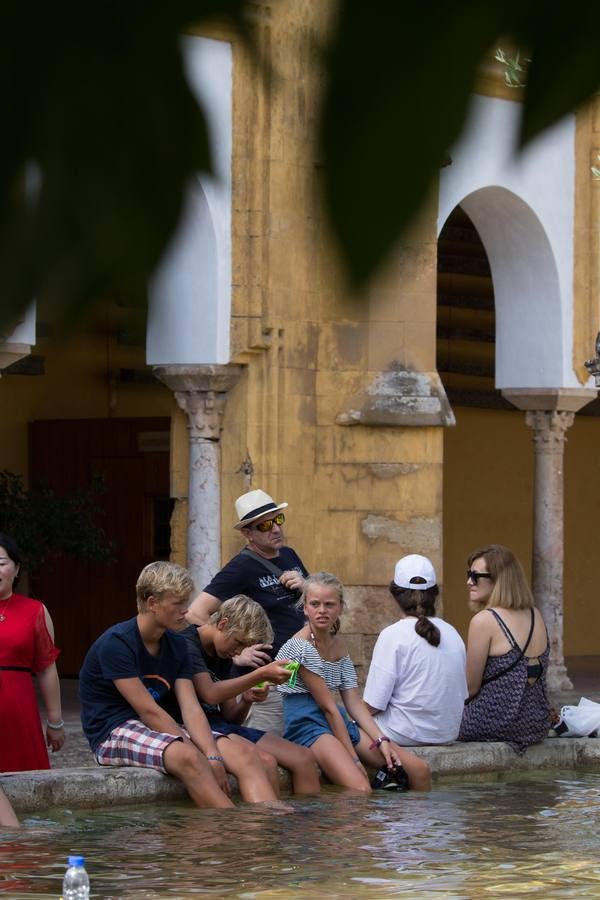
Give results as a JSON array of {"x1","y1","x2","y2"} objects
[
  {"x1": 203, "y1": 546, "x2": 307, "y2": 655},
  {"x1": 79, "y1": 617, "x2": 193, "y2": 752},
  {"x1": 178, "y1": 624, "x2": 233, "y2": 716}
]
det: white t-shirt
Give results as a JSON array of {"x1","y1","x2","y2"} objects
[{"x1": 363, "y1": 617, "x2": 467, "y2": 745}]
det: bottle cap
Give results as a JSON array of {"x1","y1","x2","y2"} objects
[{"x1": 68, "y1": 856, "x2": 85, "y2": 867}]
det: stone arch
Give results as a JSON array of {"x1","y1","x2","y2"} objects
[{"x1": 439, "y1": 187, "x2": 563, "y2": 390}]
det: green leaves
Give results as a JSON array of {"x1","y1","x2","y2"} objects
[
  {"x1": 3, "y1": 1, "x2": 600, "y2": 325},
  {"x1": 0, "y1": 1, "x2": 248, "y2": 331},
  {"x1": 320, "y1": 1, "x2": 600, "y2": 288}
]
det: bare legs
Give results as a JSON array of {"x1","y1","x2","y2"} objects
[
  {"x1": 217, "y1": 735, "x2": 281, "y2": 803},
  {"x1": 353, "y1": 732, "x2": 431, "y2": 791},
  {"x1": 257, "y1": 733, "x2": 321, "y2": 794},
  {"x1": 163, "y1": 741, "x2": 234, "y2": 809},
  {"x1": 307, "y1": 730, "x2": 431, "y2": 793},
  {"x1": 310, "y1": 734, "x2": 371, "y2": 792},
  {"x1": 0, "y1": 786, "x2": 19, "y2": 827}
]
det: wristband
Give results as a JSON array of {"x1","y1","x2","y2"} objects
[
  {"x1": 47, "y1": 719, "x2": 64, "y2": 730},
  {"x1": 207, "y1": 755, "x2": 225, "y2": 763},
  {"x1": 368, "y1": 735, "x2": 390, "y2": 751},
  {"x1": 353, "y1": 757, "x2": 361, "y2": 765}
]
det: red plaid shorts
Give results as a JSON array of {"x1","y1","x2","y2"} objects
[{"x1": 95, "y1": 719, "x2": 183, "y2": 774}]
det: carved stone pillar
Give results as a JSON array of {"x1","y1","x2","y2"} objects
[
  {"x1": 154, "y1": 364, "x2": 243, "y2": 590},
  {"x1": 503, "y1": 388, "x2": 595, "y2": 692},
  {"x1": 525, "y1": 409, "x2": 574, "y2": 691}
]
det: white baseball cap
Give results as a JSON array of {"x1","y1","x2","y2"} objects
[{"x1": 393, "y1": 554, "x2": 437, "y2": 590}]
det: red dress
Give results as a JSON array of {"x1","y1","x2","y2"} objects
[{"x1": 0, "y1": 594, "x2": 60, "y2": 772}]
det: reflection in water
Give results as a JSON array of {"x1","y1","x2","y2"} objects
[{"x1": 1, "y1": 772, "x2": 600, "y2": 898}]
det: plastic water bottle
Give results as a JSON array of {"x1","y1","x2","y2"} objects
[{"x1": 62, "y1": 856, "x2": 90, "y2": 899}]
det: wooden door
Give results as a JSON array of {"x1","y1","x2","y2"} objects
[{"x1": 29, "y1": 418, "x2": 171, "y2": 675}]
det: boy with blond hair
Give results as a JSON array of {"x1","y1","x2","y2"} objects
[
  {"x1": 179, "y1": 595, "x2": 320, "y2": 794},
  {"x1": 79, "y1": 561, "x2": 235, "y2": 810}
]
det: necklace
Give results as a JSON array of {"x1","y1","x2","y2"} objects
[{"x1": 0, "y1": 594, "x2": 13, "y2": 622}]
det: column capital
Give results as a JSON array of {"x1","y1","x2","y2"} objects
[
  {"x1": 153, "y1": 364, "x2": 243, "y2": 441},
  {"x1": 525, "y1": 409, "x2": 575, "y2": 449},
  {"x1": 153, "y1": 363, "x2": 243, "y2": 395}
]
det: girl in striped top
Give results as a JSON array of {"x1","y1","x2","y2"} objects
[{"x1": 276, "y1": 572, "x2": 431, "y2": 792}]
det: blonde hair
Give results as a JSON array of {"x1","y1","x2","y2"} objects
[
  {"x1": 136, "y1": 561, "x2": 195, "y2": 612},
  {"x1": 209, "y1": 595, "x2": 274, "y2": 645},
  {"x1": 467, "y1": 544, "x2": 533, "y2": 610},
  {"x1": 299, "y1": 572, "x2": 344, "y2": 634}
]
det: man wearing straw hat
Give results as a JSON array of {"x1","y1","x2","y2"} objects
[{"x1": 186, "y1": 489, "x2": 308, "y2": 734}]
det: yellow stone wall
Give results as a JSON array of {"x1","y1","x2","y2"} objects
[
  {"x1": 168, "y1": 3, "x2": 445, "y2": 681},
  {"x1": 172, "y1": 9, "x2": 600, "y2": 676},
  {"x1": 443, "y1": 406, "x2": 600, "y2": 657}
]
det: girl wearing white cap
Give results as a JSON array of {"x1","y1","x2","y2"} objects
[{"x1": 363, "y1": 555, "x2": 468, "y2": 746}]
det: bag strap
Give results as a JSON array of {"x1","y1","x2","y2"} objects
[
  {"x1": 240, "y1": 547, "x2": 285, "y2": 579},
  {"x1": 480, "y1": 608, "x2": 535, "y2": 687}
]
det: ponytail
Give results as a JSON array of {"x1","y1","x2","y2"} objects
[
  {"x1": 389, "y1": 582, "x2": 440, "y2": 647},
  {"x1": 414, "y1": 611, "x2": 441, "y2": 647}
]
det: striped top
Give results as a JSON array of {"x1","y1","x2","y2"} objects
[{"x1": 276, "y1": 637, "x2": 358, "y2": 695}]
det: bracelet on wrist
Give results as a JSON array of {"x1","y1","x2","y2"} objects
[
  {"x1": 47, "y1": 719, "x2": 64, "y2": 730},
  {"x1": 207, "y1": 755, "x2": 224, "y2": 763},
  {"x1": 368, "y1": 735, "x2": 390, "y2": 751},
  {"x1": 353, "y1": 757, "x2": 361, "y2": 765}
]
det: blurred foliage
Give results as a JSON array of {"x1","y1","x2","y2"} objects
[
  {"x1": 320, "y1": 1, "x2": 600, "y2": 286},
  {"x1": 0, "y1": 0, "x2": 249, "y2": 333},
  {"x1": 0, "y1": 470, "x2": 114, "y2": 571},
  {"x1": 1, "y1": 0, "x2": 600, "y2": 326}
]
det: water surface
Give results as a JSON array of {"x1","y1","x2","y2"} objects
[{"x1": 2, "y1": 771, "x2": 600, "y2": 898}]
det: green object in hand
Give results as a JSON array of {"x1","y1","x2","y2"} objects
[
  {"x1": 254, "y1": 661, "x2": 300, "y2": 690},
  {"x1": 284, "y1": 661, "x2": 300, "y2": 687}
]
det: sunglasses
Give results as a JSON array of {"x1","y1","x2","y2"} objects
[
  {"x1": 466, "y1": 570, "x2": 492, "y2": 584},
  {"x1": 254, "y1": 513, "x2": 285, "y2": 533}
]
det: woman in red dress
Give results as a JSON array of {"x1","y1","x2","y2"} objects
[{"x1": 0, "y1": 533, "x2": 65, "y2": 772}]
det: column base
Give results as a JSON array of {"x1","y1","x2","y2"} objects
[{"x1": 545, "y1": 662, "x2": 573, "y2": 693}]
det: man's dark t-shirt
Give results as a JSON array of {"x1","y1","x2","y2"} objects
[
  {"x1": 79, "y1": 617, "x2": 192, "y2": 753},
  {"x1": 203, "y1": 546, "x2": 307, "y2": 655}
]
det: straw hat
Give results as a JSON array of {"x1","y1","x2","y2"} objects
[{"x1": 234, "y1": 489, "x2": 288, "y2": 530}]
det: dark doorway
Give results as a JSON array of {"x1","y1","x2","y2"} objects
[{"x1": 29, "y1": 418, "x2": 171, "y2": 674}]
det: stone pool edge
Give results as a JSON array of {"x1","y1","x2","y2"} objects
[{"x1": 3, "y1": 737, "x2": 600, "y2": 813}]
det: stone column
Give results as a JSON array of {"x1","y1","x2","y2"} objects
[
  {"x1": 525, "y1": 409, "x2": 574, "y2": 691},
  {"x1": 154, "y1": 364, "x2": 243, "y2": 590},
  {"x1": 503, "y1": 388, "x2": 595, "y2": 692}
]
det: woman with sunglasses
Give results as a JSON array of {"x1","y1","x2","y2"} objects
[{"x1": 459, "y1": 544, "x2": 551, "y2": 754}]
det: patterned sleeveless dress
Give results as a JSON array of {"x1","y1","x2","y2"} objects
[{"x1": 458, "y1": 609, "x2": 551, "y2": 755}]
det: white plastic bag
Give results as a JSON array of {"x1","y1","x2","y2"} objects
[{"x1": 558, "y1": 697, "x2": 600, "y2": 737}]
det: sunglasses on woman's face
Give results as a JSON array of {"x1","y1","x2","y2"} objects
[
  {"x1": 466, "y1": 570, "x2": 492, "y2": 584},
  {"x1": 254, "y1": 513, "x2": 285, "y2": 533}
]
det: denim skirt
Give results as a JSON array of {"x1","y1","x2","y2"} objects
[{"x1": 282, "y1": 692, "x2": 360, "y2": 748}]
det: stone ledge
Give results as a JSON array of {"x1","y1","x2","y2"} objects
[{"x1": 3, "y1": 738, "x2": 600, "y2": 813}]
